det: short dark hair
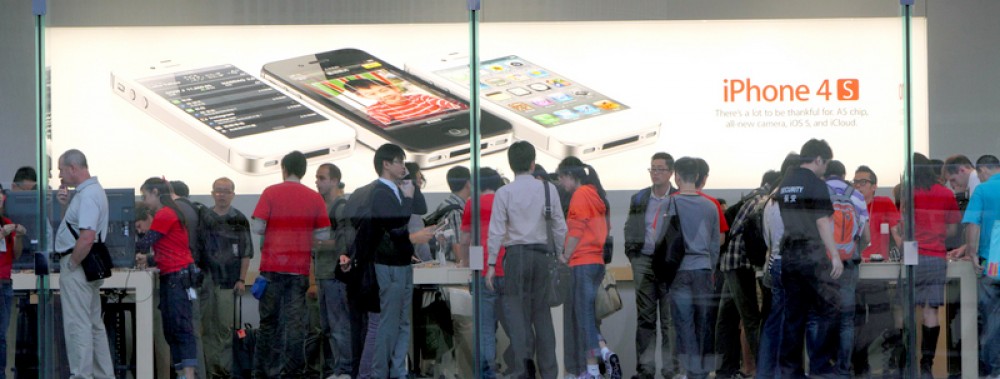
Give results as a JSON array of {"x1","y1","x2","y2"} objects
[
  {"x1": 943, "y1": 154, "x2": 974, "y2": 175},
  {"x1": 761, "y1": 170, "x2": 781, "y2": 187},
  {"x1": 344, "y1": 78, "x2": 388, "y2": 93},
  {"x1": 373, "y1": 144, "x2": 405, "y2": 175},
  {"x1": 855, "y1": 165, "x2": 879, "y2": 185},
  {"x1": 318, "y1": 163, "x2": 342, "y2": 181},
  {"x1": 673, "y1": 157, "x2": 700, "y2": 184},
  {"x1": 169, "y1": 180, "x2": 190, "y2": 197},
  {"x1": 134, "y1": 201, "x2": 154, "y2": 221},
  {"x1": 281, "y1": 151, "x2": 308, "y2": 178},
  {"x1": 446, "y1": 166, "x2": 471, "y2": 192},
  {"x1": 13, "y1": 166, "x2": 37, "y2": 185},
  {"x1": 800, "y1": 139, "x2": 833, "y2": 163},
  {"x1": 508, "y1": 141, "x2": 536, "y2": 174},
  {"x1": 404, "y1": 162, "x2": 421, "y2": 182},
  {"x1": 651, "y1": 152, "x2": 674, "y2": 170},
  {"x1": 480, "y1": 167, "x2": 503, "y2": 192},
  {"x1": 824, "y1": 160, "x2": 846, "y2": 179},
  {"x1": 695, "y1": 158, "x2": 709, "y2": 187},
  {"x1": 532, "y1": 164, "x2": 549, "y2": 180},
  {"x1": 977, "y1": 154, "x2": 1000, "y2": 170}
]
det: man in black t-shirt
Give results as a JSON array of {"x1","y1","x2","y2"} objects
[{"x1": 776, "y1": 139, "x2": 844, "y2": 378}]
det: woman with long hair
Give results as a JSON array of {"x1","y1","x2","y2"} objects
[
  {"x1": 909, "y1": 153, "x2": 961, "y2": 378},
  {"x1": 135, "y1": 177, "x2": 199, "y2": 378},
  {"x1": 556, "y1": 156, "x2": 617, "y2": 379}
]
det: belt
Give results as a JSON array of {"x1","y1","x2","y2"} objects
[{"x1": 59, "y1": 250, "x2": 74, "y2": 258}]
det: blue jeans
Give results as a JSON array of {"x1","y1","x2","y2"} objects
[
  {"x1": 807, "y1": 262, "x2": 858, "y2": 378},
  {"x1": 159, "y1": 272, "x2": 199, "y2": 370},
  {"x1": 779, "y1": 253, "x2": 840, "y2": 379},
  {"x1": 254, "y1": 272, "x2": 308, "y2": 378},
  {"x1": 758, "y1": 257, "x2": 784, "y2": 378},
  {"x1": 669, "y1": 269, "x2": 714, "y2": 379},
  {"x1": 0, "y1": 282, "x2": 11, "y2": 379},
  {"x1": 980, "y1": 274, "x2": 1000, "y2": 376},
  {"x1": 319, "y1": 278, "x2": 353, "y2": 376},
  {"x1": 359, "y1": 312, "x2": 380, "y2": 379},
  {"x1": 373, "y1": 264, "x2": 413, "y2": 379},
  {"x1": 564, "y1": 264, "x2": 605, "y2": 374},
  {"x1": 479, "y1": 276, "x2": 505, "y2": 379}
]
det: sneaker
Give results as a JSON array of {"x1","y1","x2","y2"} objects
[{"x1": 604, "y1": 353, "x2": 622, "y2": 379}]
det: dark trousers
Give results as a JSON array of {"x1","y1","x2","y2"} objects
[
  {"x1": 779, "y1": 254, "x2": 840, "y2": 379},
  {"x1": 630, "y1": 254, "x2": 679, "y2": 378},
  {"x1": 502, "y1": 244, "x2": 558, "y2": 379},
  {"x1": 716, "y1": 267, "x2": 764, "y2": 377},
  {"x1": 670, "y1": 270, "x2": 715, "y2": 379},
  {"x1": 852, "y1": 279, "x2": 897, "y2": 376},
  {"x1": 254, "y1": 272, "x2": 308, "y2": 378}
]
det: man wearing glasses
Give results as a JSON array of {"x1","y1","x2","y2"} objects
[
  {"x1": 624, "y1": 152, "x2": 681, "y2": 379},
  {"x1": 198, "y1": 177, "x2": 253, "y2": 378}
]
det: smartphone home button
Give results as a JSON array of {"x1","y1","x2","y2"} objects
[{"x1": 445, "y1": 128, "x2": 469, "y2": 137}]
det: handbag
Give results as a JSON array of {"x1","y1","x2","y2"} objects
[
  {"x1": 595, "y1": 270, "x2": 623, "y2": 319},
  {"x1": 543, "y1": 180, "x2": 572, "y2": 307},
  {"x1": 232, "y1": 295, "x2": 255, "y2": 379},
  {"x1": 66, "y1": 222, "x2": 113, "y2": 282},
  {"x1": 652, "y1": 197, "x2": 686, "y2": 286}
]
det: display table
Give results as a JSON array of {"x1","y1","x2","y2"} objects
[
  {"x1": 859, "y1": 260, "x2": 978, "y2": 379},
  {"x1": 12, "y1": 270, "x2": 155, "y2": 379}
]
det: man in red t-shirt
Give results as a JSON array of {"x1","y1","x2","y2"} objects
[
  {"x1": 251, "y1": 151, "x2": 331, "y2": 378},
  {"x1": 851, "y1": 165, "x2": 904, "y2": 377}
]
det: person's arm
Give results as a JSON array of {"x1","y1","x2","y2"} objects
[
  {"x1": 458, "y1": 230, "x2": 471, "y2": 268},
  {"x1": 549, "y1": 183, "x2": 569, "y2": 256},
  {"x1": 251, "y1": 218, "x2": 266, "y2": 235},
  {"x1": 859, "y1": 221, "x2": 871, "y2": 253},
  {"x1": 816, "y1": 215, "x2": 843, "y2": 279},
  {"x1": 70, "y1": 229, "x2": 97, "y2": 267},
  {"x1": 485, "y1": 191, "x2": 509, "y2": 291},
  {"x1": 965, "y1": 223, "x2": 982, "y2": 271}
]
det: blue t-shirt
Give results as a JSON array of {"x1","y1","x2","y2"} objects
[{"x1": 961, "y1": 174, "x2": 1000, "y2": 259}]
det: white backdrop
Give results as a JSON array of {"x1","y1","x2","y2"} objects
[{"x1": 48, "y1": 18, "x2": 927, "y2": 194}]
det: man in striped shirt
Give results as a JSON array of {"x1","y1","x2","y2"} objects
[{"x1": 345, "y1": 79, "x2": 462, "y2": 126}]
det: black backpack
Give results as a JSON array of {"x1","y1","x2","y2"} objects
[{"x1": 342, "y1": 180, "x2": 383, "y2": 313}]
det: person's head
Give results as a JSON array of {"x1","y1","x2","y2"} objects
[
  {"x1": 531, "y1": 164, "x2": 549, "y2": 181},
  {"x1": 943, "y1": 154, "x2": 975, "y2": 193},
  {"x1": 211, "y1": 177, "x2": 236, "y2": 210},
  {"x1": 479, "y1": 167, "x2": 503, "y2": 193},
  {"x1": 824, "y1": 160, "x2": 847, "y2": 180},
  {"x1": 140, "y1": 177, "x2": 187, "y2": 227},
  {"x1": 169, "y1": 180, "x2": 190, "y2": 198},
  {"x1": 913, "y1": 153, "x2": 938, "y2": 190},
  {"x1": 315, "y1": 163, "x2": 342, "y2": 198},
  {"x1": 780, "y1": 152, "x2": 800, "y2": 175},
  {"x1": 557, "y1": 156, "x2": 609, "y2": 210},
  {"x1": 694, "y1": 158, "x2": 709, "y2": 189},
  {"x1": 344, "y1": 78, "x2": 403, "y2": 105},
  {"x1": 976, "y1": 154, "x2": 1000, "y2": 182},
  {"x1": 853, "y1": 165, "x2": 879, "y2": 203},
  {"x1": 673, "y1": 157, "x2": 700, "y2": 188},
  {"x1": 57, "y1": 149, "x2": 90, "y2": 187},
  {"x1": 374, "y1": 143, "x2": 407, "y2": 180},
  {"x1": 281, "y1": 151, "x2": 307, "y2": 180},
  {"x1": 761, "y1": 170, "x2": 781, "y2": 188},
  {"x1": 446, "y1": 166, "x2": 471, "y2": 196},
  {"x1": 929, "y1": 159, "x2": 945, "y2": 184},
  {"x1": 11, "y1": 166, "x2": 37, "y2": 192},
  {"x1": 799, "y1": 139, "x2": 833, "y2": 176},
  {"x1": 134, "y1": 201, "x2": 155, "y2": 234},
  {"x1": 404, "y1": 162, "x2": 425, "y2": 188},
  {"x1": 507, "y1": 141, "x2": 536, "y2": 175},
  {"x1": 649, "y1": 152, "x2": 675, "y2": 188}
]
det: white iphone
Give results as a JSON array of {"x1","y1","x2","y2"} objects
[
  {"x1": 406, "y1": 54, "x2": 661, "y2": 159},
  {"x1": 111, "y1": 61, "x2": 356, "y2": 175}
]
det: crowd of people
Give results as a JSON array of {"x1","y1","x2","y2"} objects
[{"x1": 0, "y1": 138, "x2": 998, "y2": 379}]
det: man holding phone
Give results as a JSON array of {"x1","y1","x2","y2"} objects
[{"x1": 54, "y1": 149, "x2": 116, "y2": 379}]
